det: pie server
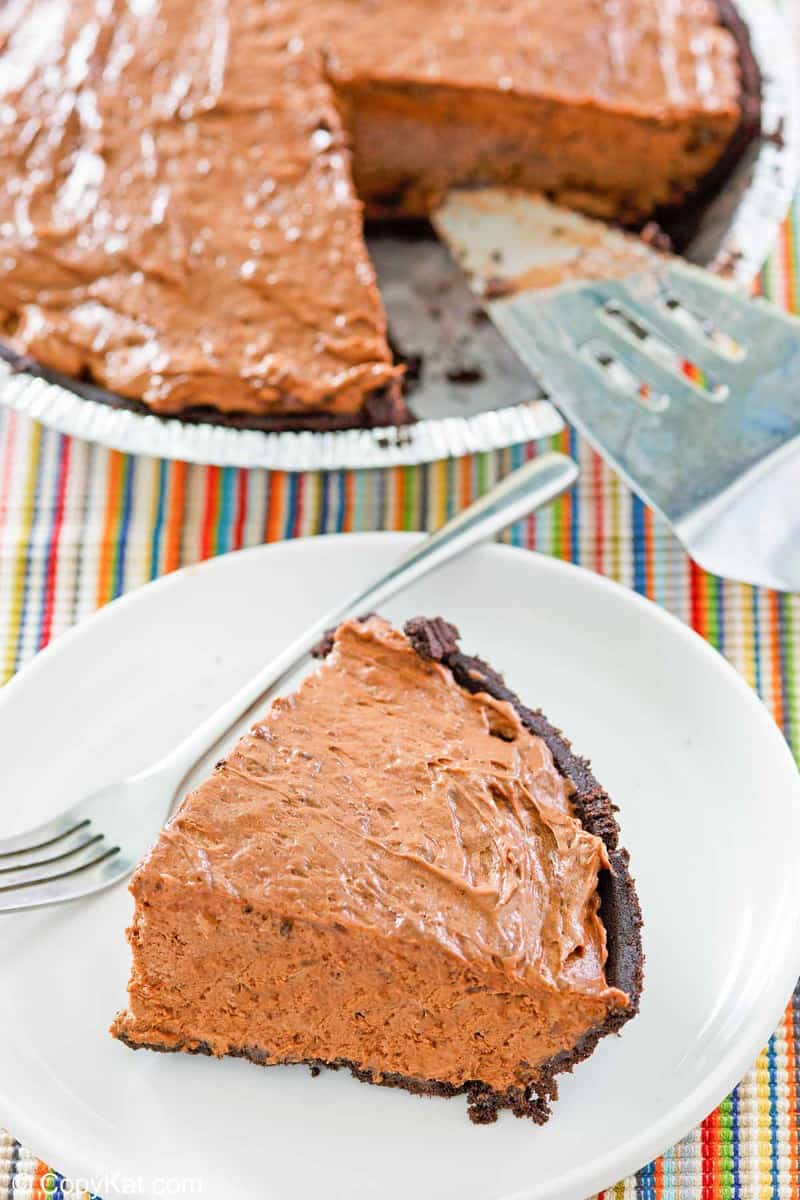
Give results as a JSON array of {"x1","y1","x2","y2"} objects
[{"x1": 433, "y1": 190, "x2": 800, "y2": 594}]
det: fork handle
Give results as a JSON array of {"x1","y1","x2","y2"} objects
[{"x1": 145, "y1": 451, "x2": 578, "y2": 793}]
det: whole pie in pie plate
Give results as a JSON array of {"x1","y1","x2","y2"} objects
[{"x1": 0, "y1": 0, "x2": 795, "y2": 468}]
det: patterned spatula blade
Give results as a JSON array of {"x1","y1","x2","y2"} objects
[{"x1": 433, "y1": 190, "x2": 800, "y2": 593}]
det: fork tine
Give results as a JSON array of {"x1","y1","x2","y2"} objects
[
  {"x1": 0, "y1": 826, "x2": 100, "y2": 867},
  {"x1": 0, "y1": 834, "x2": 110, "y2": 887},
  {"x1": 0, "y1": 815, "x2": 90, "y2": 858},
  {"x1": 0, "y1": 844, "x2": 124, "y2": 912}
]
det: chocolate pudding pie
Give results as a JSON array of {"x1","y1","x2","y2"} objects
[
  {"x1": 0, "y1": 0, "x2": 759, "y2": 429},
  {"x1": 112, "y1": 616, "x2": 643, "y2": 1123}
]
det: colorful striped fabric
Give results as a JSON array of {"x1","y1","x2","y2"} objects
[{"x1": 1, "y1": 178, "x2": 799, "y2": 1200}]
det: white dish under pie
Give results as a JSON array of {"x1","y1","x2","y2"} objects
[{"x1": 0, "y1": 534, "x2": 798, "y2": 1199}]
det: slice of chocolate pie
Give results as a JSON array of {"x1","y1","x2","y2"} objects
[{"x1": 112, "y1": 616, "x2": 643, "y2": 1123}]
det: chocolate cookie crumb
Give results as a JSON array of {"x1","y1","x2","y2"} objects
[{"x1": 404, "y1": 616, "x2": 461, "y2": 661}]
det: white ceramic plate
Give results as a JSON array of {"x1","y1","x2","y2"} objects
[{"x1": 1, "y1": 534, "x2": 799, "y2": 1200}]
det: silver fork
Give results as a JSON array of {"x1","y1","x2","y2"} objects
[
  {"x1": 434, "y1": 191, "x2": 800, "y2": 593},
  {"x1": 0, "y1": 450, "x2": 577, "y2": 913}
]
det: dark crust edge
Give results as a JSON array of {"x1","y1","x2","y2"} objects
[
  {"x1": 657, "y1": 0, "x2": 762, "y2": 251},
  {"x1": 116, "y1": 616, "x2": 643, "y2": 1126},
  {"x1": 402, "y1": 618, "x2": 644, "y2": 1007},
  {"x1": 2, "y1": 0, "x2": 761, "y2": 429},
  {"x1": 0, "y1": 343, "x2": 413, "y2": 432}
]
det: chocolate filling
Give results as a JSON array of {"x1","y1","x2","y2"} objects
[{"x1": 117, "y1": 616, "x2": 643, "y2": 1125}]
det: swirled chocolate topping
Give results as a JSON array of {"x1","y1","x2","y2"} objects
[
  {"x1": 113, "y1": 618, "x2": 638, "y2": 1109},
  {"x1": 0, "y1": 0, "x2": 751, "y2": 420}
]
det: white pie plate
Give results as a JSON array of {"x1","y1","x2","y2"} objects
[{"x1": 1, "y1": 534, "x2": 799, "y2": 1200}]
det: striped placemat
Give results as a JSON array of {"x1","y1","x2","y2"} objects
[{"x1": 1, "y1": 208, "x2": 798, "y2": 1200}]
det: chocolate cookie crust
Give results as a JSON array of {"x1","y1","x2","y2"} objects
[
  {"x1": 657, "y1": 0, "x2": 762, "y2": 250},
  {"x1": 0, "y1": 345, "x2": 411, "y2": 434},
  {"x1": 117, "y1": 616, "x2": 643, "y2": 1125}
]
